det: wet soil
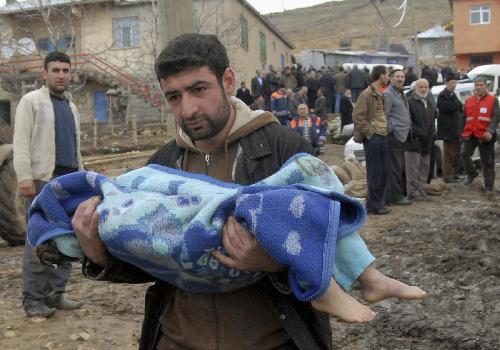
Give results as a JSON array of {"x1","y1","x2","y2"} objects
[{"x1": 1, "y1": 144, "x2": 499, "y2": 350}]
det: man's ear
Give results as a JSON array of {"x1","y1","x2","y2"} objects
[{"x1": 222, "y1": 68, "x2": 236, "y2": 96}]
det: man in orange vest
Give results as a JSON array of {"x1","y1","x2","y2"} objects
[{"x1": 461, "y1": 77, "x2": 499, "y2": 193}]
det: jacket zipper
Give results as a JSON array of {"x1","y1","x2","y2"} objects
[{"x1": 204, "y1": 153, "x2": 210, "y2": 175}]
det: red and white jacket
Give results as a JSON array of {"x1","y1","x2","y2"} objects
[{"x1": 462, "y1": 94, "x2": 496, "y2": 139}]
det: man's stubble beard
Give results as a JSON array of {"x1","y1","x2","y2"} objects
[{"x1": 180, "y1": 94, "x2": 231, "y2": 141}]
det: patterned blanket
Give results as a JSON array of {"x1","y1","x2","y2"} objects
[{"x1": 28, "y1": 153, "x2": 366, "y2": 301}]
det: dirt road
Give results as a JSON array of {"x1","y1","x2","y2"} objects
[{"x1": 1, "y1": 144, "x2": 499, "y2": 350}]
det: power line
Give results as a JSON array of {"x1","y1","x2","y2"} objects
[{"x1": 371, "y1": 0, "x2": 408, "y2": 28}]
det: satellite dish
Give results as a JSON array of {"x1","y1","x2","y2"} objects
[{"x1": 17, "y1": 37, "x2": 37, "y2": 55}]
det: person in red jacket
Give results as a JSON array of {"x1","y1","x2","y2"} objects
[{"x1": 461, "y1": 77, "x2": 500, "y2": 193}]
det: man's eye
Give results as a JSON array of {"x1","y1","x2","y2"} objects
[
  {"x1": 193, "y1": 87, "x2": 206, "y2": 94},
  {"x1": 167, "y1": 95, "x2": 180, "y2": 102}
]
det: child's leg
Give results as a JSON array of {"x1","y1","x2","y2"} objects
[
  {"x1": 333, "y1": 231, "x2": 375, "y2": 290},
  {"x1": 333, "y1": 232, "x2": 426, "y2": 302},
  {"x1": 358, "y1": 265, "x2": 426, "y2": 303},
  {"x1": 311, "y1": 278, "x2": 376, "y2": 323}
]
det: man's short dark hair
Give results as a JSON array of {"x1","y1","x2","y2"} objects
[
  {"x1": 43, "y1": 51, "x2": 71, "y2": 70},
  {"x1": 390, "y1": 69, "x2": 404, "y2": 77},
  {"x1": 154, "y1": 34, "x2": 229, "y2": 84},
  {"x1": 371, "y1": 65, "x2": 387, "y2": 82}
]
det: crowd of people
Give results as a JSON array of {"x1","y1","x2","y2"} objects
[{"x1": 353, "y1": 65, "x2": 499, "y2": 215}]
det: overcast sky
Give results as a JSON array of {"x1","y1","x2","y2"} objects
[{"x1": 246, "y1": 0, "x2": 334, "y2": 14}]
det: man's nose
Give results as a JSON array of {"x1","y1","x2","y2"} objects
[{"x1": 181, "y1": 95, "x2": 198, "y2": 118}]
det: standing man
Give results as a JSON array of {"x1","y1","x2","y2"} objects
[
  {"x1": 405, "y1": 79, "x2": 436, "y2": 201},
  {"x1": 270, "y1": 84, "x2": 290, "y2": 125},
  {"x1": 235, "y1": 81, "x2": 253, "y2": 106},
  {"x1": 13, "y1": 51, "x2": 83, "y2": 317},
  {"x1": 384, "y1": 69, "x2": 412, "y2": 206},
  {"x1": 437, "y1": 74, "x2": 463, "y2": 183},
  {"x1": 461, "y1": 77, "x2": 500, "y2": 193},
  {"x1": 250, "y1": 69, "x2": 269, "y2": 106},
  {"x1": 72, "y1": 34, "x2": 333, "y2": 350},
  {"x1": 353, "y1": 65, "x2": 391, "y2": 215},
  {"x1": 347, "y1": 64, "x2": 367, "y2": 103},
  {"x1": 333, "y1": 66, "x2": 348, "y2": 114}
]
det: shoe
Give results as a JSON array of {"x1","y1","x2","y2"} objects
[
  {"x1": 24, "y1": 300, "x2": 56, "y2": 318},
  {"x1": 484, "y1": 187, "x2": 494, "y2": 194},
  {"x1": 45, "y1": 294, "x2": 83, "y2": 310},
  {"x1": 443, "y1": 177, "x2": 460, "y2": 183},
  {"x1": 464, "y1": 173, "x2": 478, "y2": 185},
  {"x1": 367, "y1": 207, "x2": 391, "y2": 215},
  {"x1": 393, "y1": 197, "x2": 412, "y2": 206}
]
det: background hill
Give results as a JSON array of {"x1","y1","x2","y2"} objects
[{"x1": 265, "y1": 0, "x2": 452, "y2": 54}]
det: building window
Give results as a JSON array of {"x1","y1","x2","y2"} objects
[
  {"x1": 38, "y1": 36, "x2": 73, "y2": 52},
  {"x1": 38, "y1": 38, "x2": 54, "y2": 52},
  {"x1": 273, "y1": 41, "x2": 276, "y2": 52},
  {"x1": 259, "y1": 31, "x2": 266, "y2": 64},
  {"x1": 57, "y1": 36, "x2": 74, "y2": 51},
  {"x1": 470, "y1": 5, "x2": 490, "y2": 25},
  {"x1": 470, "y1": 55, "x2": 493, "y2": 66},
  {"x1": 240, "y1": 16, "x2": 248, "y2": 49},
  {"x1": 113, "y1": 17, "x2": 140, "y2": 48}
]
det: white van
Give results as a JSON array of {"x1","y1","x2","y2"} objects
[
  {"x1": 467, "y1": 64, "x2": 500, "y2": 96},
  {"x1": 342, "y1": 63, "x2": 404, "y2": 74}
]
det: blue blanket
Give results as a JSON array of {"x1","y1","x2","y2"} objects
[{"x1": 28, "y1": 153, "x2": 366, "y2": 301}]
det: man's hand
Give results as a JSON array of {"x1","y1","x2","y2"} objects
[
  {"x1": 19, "y1": 179, "x2": 36, "y2": 197},
  {"x1": 72, "y1": 196, "x2": 108, "y2": 267},
  {"x1": 484, "y1": 131, "x2": 493, "y2": 141},
  {"x1": 211, "y1": 216, "x2": 284, "y2": 272}
]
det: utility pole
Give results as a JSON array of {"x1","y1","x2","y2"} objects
[
  {"x1": 409, "y1": 0, "x2": 421, "y2": 77},
  {"x1": 156, "y1": 0, "x2": 194, "y2": 138}
]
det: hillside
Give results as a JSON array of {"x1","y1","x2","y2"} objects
[{"x1": 265, "y1": 0, "x2": 452, "y2": 53}]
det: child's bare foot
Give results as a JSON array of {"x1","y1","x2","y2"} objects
[
  {"x1": 358, "y1": 266, "x2": 427, "y2": 303},
  {"x1": 311, "y1": 278, "x2": 376, "y2": 323}
]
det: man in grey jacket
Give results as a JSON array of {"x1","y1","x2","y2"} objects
[
  {"x1": 384, "y1": 69, "x2": 412, "y2": 206},
  {"x1": 13, "y1": 51, "x2": 83, "y2": 317}
]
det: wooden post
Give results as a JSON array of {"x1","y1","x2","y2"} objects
[
  {"x1": 131, "y1": 114, "x2": 138, "y2": 145},
  {"x1": 93, "y1": 119, "x2": 98, "y2": 149}
]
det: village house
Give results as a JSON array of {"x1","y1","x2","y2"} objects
[
  {"x1": 452, "y1": 0, "x2": 500, "y2": 69},
  {"x1": 0, "y1": 0, "x2": 294, "y2": 125}
]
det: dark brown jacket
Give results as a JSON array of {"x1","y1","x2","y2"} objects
[{"x1": 352, "y1": 84, "x2": 385, "y2": 142}]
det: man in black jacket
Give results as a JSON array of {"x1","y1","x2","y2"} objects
[
  {"x1": 436, "y1": 74, "x2": 463, "y2": 183},
  {"x1": 71, "y1": 34, "x2": 332, "y2": 350}
]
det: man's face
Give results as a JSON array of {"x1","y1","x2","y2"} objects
[
  {"x1": 160, "y1": 66, "x2": 231, "y2": 141},
  {"x1": 297, "y1": 104, "x2": 308, "y2": 118},
  {"x1": 379, "y1": 71, "x2": 389, "y2": 87},
  {"x1": 446, "y1": 80, "x2": 457, "y2": 92},
  {"x1": 390, "y1": 71, "x2": 405, "y2": 89},
  {"x1": 43, "y1": 61, "x2": 71, "y2": 95},
  {"x1": 475, "y1": 80, "x2": 488, "y2": 97},
  {"x1": 415, "y1": 80, "x2": 429, "y2": 97}
]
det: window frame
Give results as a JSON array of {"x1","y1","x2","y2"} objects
[
  {"x1": 112, "y1": 16, "x2": 140, "y2": 49},
  {"x1": 259, "y1": 31, "x2": 266, "y2": 64},
  {"x1": 240, "y1": 15, "x2": 249, "y2": 49},
  {"x1": 470, "y1": 4, "x2": 491, "y2": 25}
]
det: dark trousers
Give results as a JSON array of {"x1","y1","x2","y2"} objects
[
  {"x1": 461, "y1": 136, "x2": 496, "y2": 190},
  {"x1": 443, "y1": 140, "x2": 461, "y2": 180},
  {"x1": 386, "y1": 133, "x2": 407, "y2": 204},
  {"x1": 351, "y1": 88, "x2": 363, "y2": 103},
  {"x1": 22, "y1": 180, "x2": 72, "y2": 302},
  {"x1": 363, "y1": 134, "x2": 388, "y2": 211}
]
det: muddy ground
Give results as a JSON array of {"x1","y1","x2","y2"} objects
[{"x1": 1, "y1": 142, "x2": 499, "y2": 350}]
